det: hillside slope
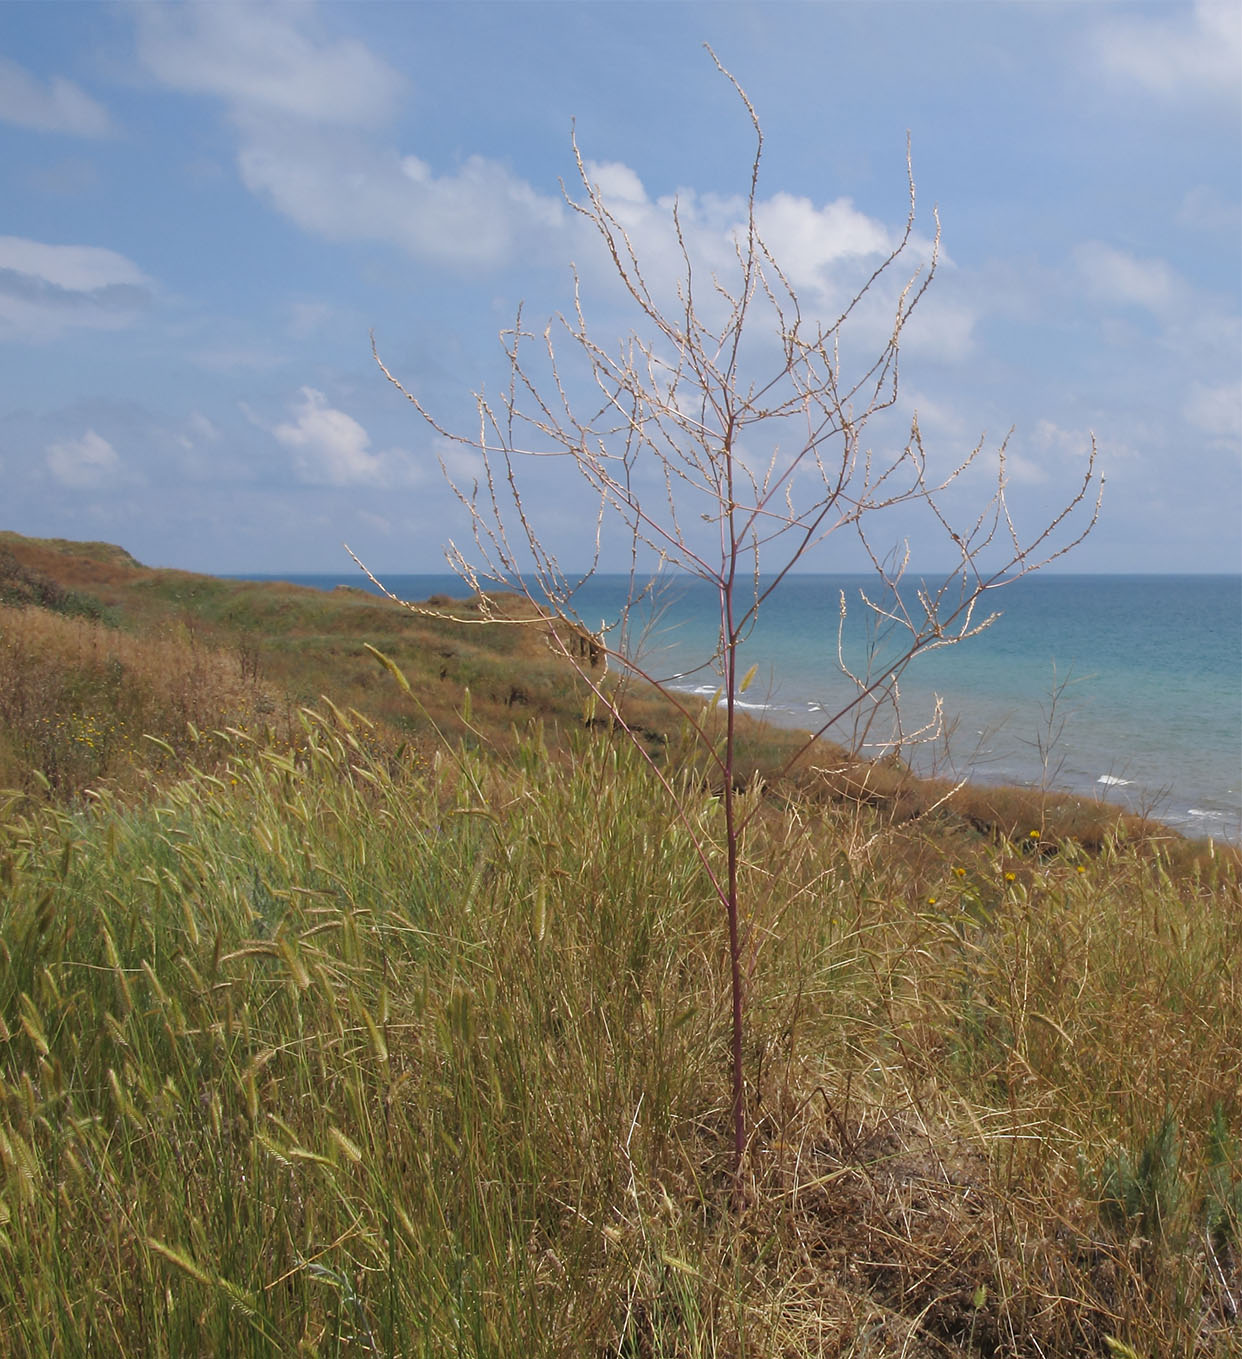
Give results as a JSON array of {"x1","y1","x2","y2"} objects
[{"x1": 0, "y1": 530, "x2": 1225, "y2": 869}]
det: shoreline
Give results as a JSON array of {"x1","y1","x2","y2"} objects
[
  {"x1": 668, "y1": 679, "x2": 1242, "y2": 846},
  {"x1": 223, "y1": 569, "x2": 1242, "y2": 846}
]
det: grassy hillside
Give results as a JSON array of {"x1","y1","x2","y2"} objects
[
  {"x1": 1, "y1": 532, "x2": 1240, "y2": 1355},
  {"x1": 0, "y1": 531, "x2": 1214, "y2": 861},
  {"x1": 0, "y1": 531, "x2": 605, "y2": 764}
]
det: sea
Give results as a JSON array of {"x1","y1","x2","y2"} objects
[{"x1": 242, "y1": 571, "x2": 1242, "y2": 843}]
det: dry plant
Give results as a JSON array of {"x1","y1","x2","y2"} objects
[
  {"x1": 368, "y1": 53, "x2": 1100, "y2": 1195},
  {"x1": 0, "y1": 602, "x2": 280, "y2": 798}
]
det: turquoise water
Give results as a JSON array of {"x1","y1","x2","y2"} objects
[{"x1": 247, "y1": 571, "x2": 1242, "y2": 842}]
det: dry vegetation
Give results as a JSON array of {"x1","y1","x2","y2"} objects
[{"x1": 1, "y1": 532, "x2": 1239, "y2": 1356}]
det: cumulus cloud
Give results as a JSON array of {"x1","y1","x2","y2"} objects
[
  {"x1": 237, "y1": 134, "x2": 565, "y2": 269},
  {"x1": 273, "y1": 387, "x2": 421, "y2": 487},
  {"x1": 0, "y1": 56, "x2": 114, "y2": 137},
  {"x1": 568, "y1": 160, "x2": 955, "y2": 363},
  {"x1": 753, "y1": 192, "x2": 893, "y2": 286},
  {"x1": 577, "y1": 163, "x2": 907, "y2": 296},
  {"x1": 1095, "y1": 1, "x2": 1242, "y2": 101},
  {"x1": 134, "y1": 4, "x2": 565, "y2": 270},
  {"x1": 0, "y1": 235, "x2": 154, "y2": 340},
  {"x1": 586, "y1": 162, "x2": 648, "y2": 208},
  {"x1": 131, "y1": 2, "x2": 942, "y2": 302},
  {"x1": 45, "y1": 430, "x2": 121, "y2": 488}
]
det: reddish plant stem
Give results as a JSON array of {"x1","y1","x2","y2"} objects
[{"x1": 720, "y1": 437, "x2": 747, "y2": 1189}]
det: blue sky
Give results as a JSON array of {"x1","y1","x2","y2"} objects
[{"x1": 1, "y1": 1, "x2": 1239, "y2": 574}]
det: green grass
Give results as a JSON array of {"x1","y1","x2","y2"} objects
[{"x1": 1, "y1": 708, "x2": 1239, "y2": 1356}]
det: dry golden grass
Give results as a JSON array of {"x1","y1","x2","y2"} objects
[{"x1": 0, "y1": 601, "x2": 290, "y2": 797}]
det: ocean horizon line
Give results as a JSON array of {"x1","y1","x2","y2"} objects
[{"x1": 223, "y1": 567, "x2": 1242, "y2": 584}]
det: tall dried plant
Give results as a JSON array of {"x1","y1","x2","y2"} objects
[{"x1": 367, "y1": 54, "x2": 1100, "y2": 1196}]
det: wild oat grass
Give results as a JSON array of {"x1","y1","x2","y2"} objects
[{"x1": 1, "y1": 708, "x2": 1238, "y2": 1356}]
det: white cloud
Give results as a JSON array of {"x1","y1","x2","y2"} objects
[
  {"x1": 0, "y1": 235, "x2": 154, "y2": 340},
  {"x1": 575, "y1": 164, "x2": 907, "y2": 300},
  {"x1": 273, "y1": 387, "x2": 422, "y2": 487},
  {"x1": 1095, "y1": 1, "x2": 1242, "y2": 101},
  {"x1": 45, "y1": 430, "x2": 121, "y2": 488},
  {"x1": 237, "y1": 134, "x2": 566, "y2": 268},
  {"x1": 753, "y1": 192, "x2": 893, "y2": 287},
  {"x1": 135, "y1": 4, "x2": 565, "y2": 270},
  {"x1": 1184, "y1": 380, "x2": 1242, "y2": 442},
  {"x1": 957, "y1": 419, "x2": 1107, "y2": 492},
  {"x1": 587, "y1": 162, "x2": 648, "y2": 206},
  {"x1": 1074, "y1": 241, "x2": 1182, "y2": 315},
  {"x1": 275, "y1": 387, "x2": 381, "y2": 484},
  {"x1": 0, "y1": 236, "x2": 147, "y2": 293},
  {"x1": 132, "y1": 4, "x2": 930, "y2": 291},
  {"x1": 0, "y1": 56, "x2": 114, "y2": 137},
  {"x1": 568, "y1": 160, "x2": 950, "y2": 365},
  {"x1": 134, "y1": 4, "x2": 403, "y2": 128}
]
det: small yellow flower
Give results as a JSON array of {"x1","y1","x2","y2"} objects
[
  {"x1": 1028, "y1": 830, "x2": 1041, "y2": 840},
  {"x1": 1076, "y1": 864, "x2": 1086, "y2": 874},
  {"x1": 1005, "y1": 872, "x2": 1017, "y2": 883},
  {"x1": 953, "y1": 866, "x2": 967, "y2": 879},
  {"x1": 928, "y1": 896, "x2": 938, "y2": 906}
]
